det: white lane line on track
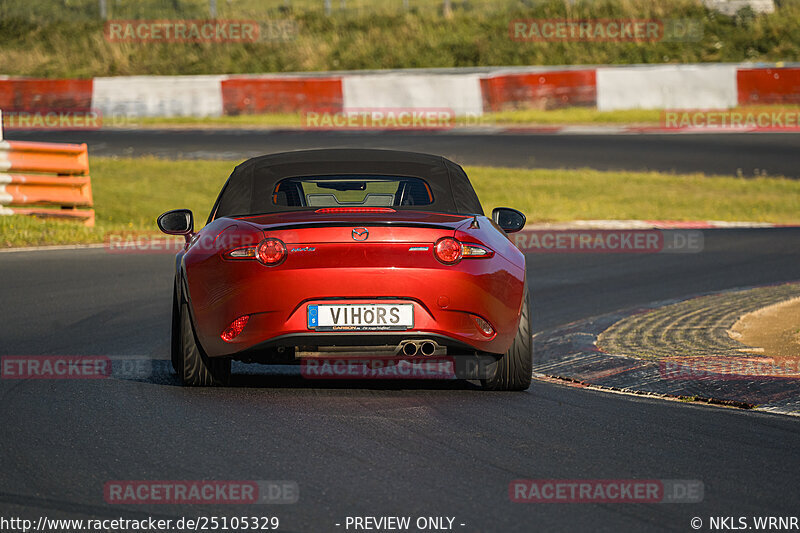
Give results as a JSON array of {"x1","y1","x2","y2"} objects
[{"x1": 0, "y1": 243, "x2": 106, "y2": 253}]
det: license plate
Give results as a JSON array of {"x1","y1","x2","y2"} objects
[{"x1": 307, "y1": 304, "x2": 414, "y2": 331}]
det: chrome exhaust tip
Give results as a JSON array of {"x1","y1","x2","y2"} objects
[
  {"x1": 402, "y1": 342, "x2": 418, "y2": 356},
  {"x1": 419, "y1": 341, "x2": 436, "y2": 356}
]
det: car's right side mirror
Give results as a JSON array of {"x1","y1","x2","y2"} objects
[{"x1": 492, "y1": 207, "x2": 526, "y2": 233}]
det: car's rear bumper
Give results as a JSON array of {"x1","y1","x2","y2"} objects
[
  {"x1": 187, "y1": 264, "x2": 525, "y2": 358},
  {"x1": 247, "y1": 331, "x2": 477, "y2": 353}
]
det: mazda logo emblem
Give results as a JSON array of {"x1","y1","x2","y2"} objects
[{"x1": 352, "y1": 228, "x2": 369, "y2": 241}]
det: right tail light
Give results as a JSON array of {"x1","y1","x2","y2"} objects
[
  {"x1": 434, "y1": 237, "x2": 463, "y2": 264},
  {"x1": 434, "y1": 238, "x2": 493, "y2": 264}
]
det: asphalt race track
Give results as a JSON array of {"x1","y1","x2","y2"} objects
[
  {"x1": 10, "y1": 129, "x2": 800, "y2": 178},
  {"x1": 2, "y1": 229, "x2": 800, "y2": 531}
]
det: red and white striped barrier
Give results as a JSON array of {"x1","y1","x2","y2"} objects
[
  {"x1": 596, "y1": 64, "x2": 738, "y2": 111},
  {"x1": 0, "y1": 79, "x2": 93, "y2": 111},
  {"x1": 221, "y1": 76, "x2": 343, "y2": 115},
  {"x1": 342, "y1": 73, "x2": 484, "y2": 116},
  {"x1": 0, "y1": 63, "x2": 798, "y2": 119},
  {"x1": 737, "y1": 67, "x2": 800, "y2": 105},
  {"x1": 480, "y1": 69, "x2": 596, "y2": 111}
]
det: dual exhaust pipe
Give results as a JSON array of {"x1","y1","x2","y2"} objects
[{"x1": 400, "y1": 340, "x2": 438, "y2": 357}]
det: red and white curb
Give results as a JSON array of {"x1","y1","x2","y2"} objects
[{"x1": 532, "y1": 282, "x2": 800, "y2": 416}]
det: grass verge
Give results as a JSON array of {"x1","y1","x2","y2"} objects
[
  {"x1": 1, "y1": 156, "x2": 798, "y2": 248},
  {"x1": 1, "y1": 0, "x2": 799, "y2": 77},
  {"x1": 110, "y1": 105, "x2": 800, "y2": 129},
  {"x1": 123, "y1": 109, "x2": 662, "y2": 129}
]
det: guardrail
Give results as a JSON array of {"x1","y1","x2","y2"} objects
[{"x1": 0, "y1": 139, "x2": 94, "y2": 226}]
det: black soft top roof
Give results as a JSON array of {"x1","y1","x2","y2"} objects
[{"x1": 208, "y1": 149, "x2": 483, "y2": 222}]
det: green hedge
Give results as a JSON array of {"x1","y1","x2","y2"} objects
[{"x1": 0, "y1": 0, "x2": 798, "y2": 77}]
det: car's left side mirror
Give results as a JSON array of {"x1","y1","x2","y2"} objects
[
  {"x1": 157, "y1": 209, "x2": 194, "y2": 240},
  {"x1": 492, "y1": 207, "x2": 526, "y2": 233}
]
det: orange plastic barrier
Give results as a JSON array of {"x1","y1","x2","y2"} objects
[{"x1": 0, "y1": 140, "x2": 94, "y2": 226}]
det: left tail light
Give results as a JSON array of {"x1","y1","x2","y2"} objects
[
  {"x1": 224, "y1": 238, "x2": 287, "y2": 266},
  {"x1": 256, "y1": 238, "x2": 287, "y2": 265}
]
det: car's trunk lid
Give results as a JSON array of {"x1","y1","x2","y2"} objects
[{"x1": 235, "y1": 210, "x2": 474, "y2": 244}]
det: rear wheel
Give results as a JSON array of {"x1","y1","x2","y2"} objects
[
  {"x1": 178, "y1": 298, "x2": 231, "y2": 387},
  {"x1": 481, "y1": 285, "x2": 532, "y2": 391},
  {"x1": 170, "y1": 285, "x2": 181, "y2": 375}
]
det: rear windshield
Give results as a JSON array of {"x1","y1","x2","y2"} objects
[{"x1": 273, "y1": 175, "x2": 434, "y2": 208}]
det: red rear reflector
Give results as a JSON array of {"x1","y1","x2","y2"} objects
[
  {"x1": 256, "y1": 238, "x2": 287, "y2": 265},
  {"x1": 434, "y1": 237, "x2": 463, "y2": 264},
  {"x1": 314, "y1": 207, "x2": 396, "y2": 214},
  {"x1": 221, "y1": 315, "x2": 249, "y2": 342}
]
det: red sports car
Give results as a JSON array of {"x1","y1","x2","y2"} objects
[{"x1": 157, "y1": 149, "x2": 531, "y2": 389}]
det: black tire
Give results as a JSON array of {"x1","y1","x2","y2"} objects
[
  {"x1": 170, "y1": 285, "x2": 182, "y2": 375},
  {"x1": 481, "y1": 284, "x2": 532, "y2": 391},
  {"x1": 178, "y1": 298, "x2": 231, "y2": 387}
]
